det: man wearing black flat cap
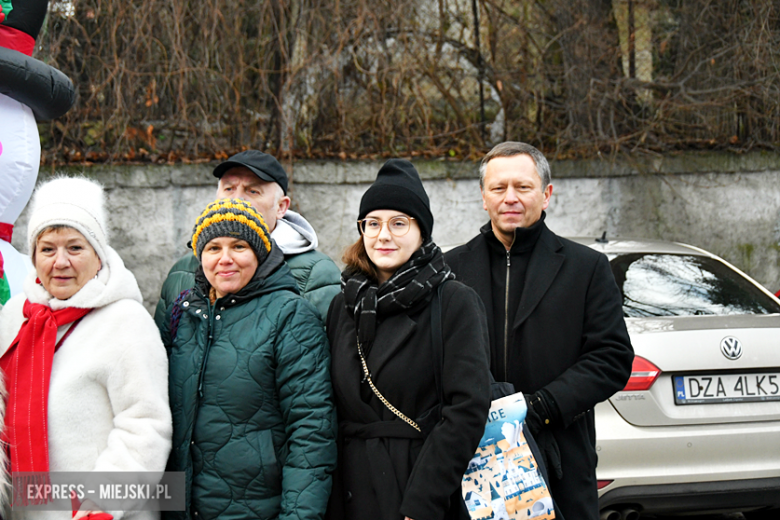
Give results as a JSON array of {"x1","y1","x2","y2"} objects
[{"x1": 154, "y1": 150, "x2": 341, "y2": 325}]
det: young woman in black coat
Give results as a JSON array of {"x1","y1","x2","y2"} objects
[{"x1": 326, "y1": 159, "x2": 491, "y2": 520}]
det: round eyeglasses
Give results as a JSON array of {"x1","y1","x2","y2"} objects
[{"x1": 357, "y1": 216, "x2": 416, "y2": 237}]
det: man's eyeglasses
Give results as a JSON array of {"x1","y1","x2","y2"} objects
[{"x1": 357, "y1": 216, "x2": 416, "y2": 237}]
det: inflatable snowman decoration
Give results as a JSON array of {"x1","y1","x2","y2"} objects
[{"x1": 0, "y1": 0, "x2": 75, "y2": 304}]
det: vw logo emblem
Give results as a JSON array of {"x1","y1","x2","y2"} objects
[{"x1": 720, "y1": 336, "x2": 743, "y2": 360}]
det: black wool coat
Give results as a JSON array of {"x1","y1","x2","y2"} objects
[
  {"x1": 326, "y1": 281, "x2": 491, "y2": 520},
  {"x1": 445, "y1": 222, "x2": 634, "y2": 520}
]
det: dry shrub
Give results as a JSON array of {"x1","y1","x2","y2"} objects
[{"x1": 36, "y1": 0, "x2": 780, "y2": 164}]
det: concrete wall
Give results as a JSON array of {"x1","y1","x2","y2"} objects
[{"x1": 12, "y1": 152, "x2": 780, "y2": 314}]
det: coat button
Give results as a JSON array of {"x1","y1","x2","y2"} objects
[
  {"x1": 182, "y1": 302, "x2": 189, "y2": 307},
  {"x1": 220, "y1": 307, "x2": 225, "y2": 311},
  {"x1": 195, "y1": 309, "x2": 201, "y2": 314},
  {"x1": 203, "y1": 314, "x2": 208, "y2": 319},
  {"x1": 215, "y1": 315, "x2": 221, "y2": 320}
]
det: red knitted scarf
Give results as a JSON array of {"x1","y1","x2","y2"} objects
[{"x1": 0, "y1": 300, "x2": 92, "y2": 474}]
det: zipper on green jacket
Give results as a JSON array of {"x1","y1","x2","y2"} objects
[{"x1": 197, "y1": 301, "x2": 217, "y2": 399}]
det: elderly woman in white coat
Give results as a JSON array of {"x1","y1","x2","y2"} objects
[{"x1": 0, "y1": 177, "x2": 172, "y2": 520}]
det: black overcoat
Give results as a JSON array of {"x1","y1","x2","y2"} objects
[
  {"x1": 326, "y1": 281, "x2": 491, "y2": 520},
  {"x1": 445, "y1": 222, "x2": 634, "y2": 520}
]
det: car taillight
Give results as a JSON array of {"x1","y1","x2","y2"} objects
[
  {"x1": 623, "y1": 356, "x2": 661, "y2": 391},
  {"x1": 597, "y1": 480, "x2": 613, "y2": 490}
]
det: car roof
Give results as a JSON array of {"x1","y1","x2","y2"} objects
[{"x1": 568, "y1": 236, "x2": 713, "y2": 257}]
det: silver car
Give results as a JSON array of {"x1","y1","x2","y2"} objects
[{"x1": 575, "y1": 237, "x2": 780, "y2": 520}]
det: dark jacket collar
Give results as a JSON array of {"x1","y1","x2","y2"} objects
[
  {"x1": 482, "y1": 212, "x2": 547, "y2": 253},
  {"x1": 454, "y1": 215, "x2": 564, "y2": 329},
  {"x1": 512, "y1": 223, "x2": 564, "y2": 328}
]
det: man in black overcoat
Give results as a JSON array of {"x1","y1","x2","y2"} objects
[{"x1": 444, "y1": 142, "x2": 634, "y2": 520}]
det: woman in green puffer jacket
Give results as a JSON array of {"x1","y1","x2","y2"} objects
[{"x1": 159, "y1": 199, "x2": 336, "y2": 520}]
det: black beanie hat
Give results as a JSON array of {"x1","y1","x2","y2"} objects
[{"x1": 358, "y1": 159, "x2": 433, "y2": 239}]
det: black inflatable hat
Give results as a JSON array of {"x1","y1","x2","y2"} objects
[{"x1": 0, "y1": 0, "x2": 76, "y2": 120}]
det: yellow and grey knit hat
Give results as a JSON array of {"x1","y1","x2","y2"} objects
[{"x1": 191, "y1": 198, "x2": 272, "y2": 262}]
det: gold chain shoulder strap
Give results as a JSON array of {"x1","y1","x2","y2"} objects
[{"x1": 356, "y1": 337, "x2": 421, "y2": 433}]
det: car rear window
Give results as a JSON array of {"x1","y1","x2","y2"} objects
[{"x1": 608, "y1": 253, "x2": 780, "y2": 317}]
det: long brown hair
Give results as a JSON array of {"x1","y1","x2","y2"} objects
[{"x1": 342, "y1": 236, "x2": 380, "y2": 282}]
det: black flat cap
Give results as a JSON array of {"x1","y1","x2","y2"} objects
[{"x1": 212, "y1": 150, "x2": 289, "y2": 194}]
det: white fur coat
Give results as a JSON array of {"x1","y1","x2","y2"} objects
[{"x1": 0, "y1": 246, "x2": 172, "y2": 520}]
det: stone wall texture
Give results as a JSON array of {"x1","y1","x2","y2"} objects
[{"x1": 13, "y1": 152, "x2": 780, "y2": 314}]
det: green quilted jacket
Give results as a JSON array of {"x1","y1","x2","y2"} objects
[
  {"x1": 154, "y1": 249, "x2": 340, "y2": 327},
  {"x1": 159, "y1": 249, "x2": 336, "y2": 520}
]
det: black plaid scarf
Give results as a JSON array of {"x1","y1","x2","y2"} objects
[{"x1": 342, "y1": 239, "x2": 454, "y2": 346}]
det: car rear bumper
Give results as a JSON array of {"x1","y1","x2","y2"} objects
[
  {"x1": 596, "y1": 400, "x2": 780, "y2": 514},
  {"x1": 599, "y1": 477, "x2": 780, "y2": 514}
]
